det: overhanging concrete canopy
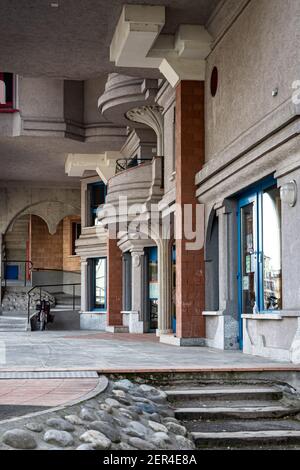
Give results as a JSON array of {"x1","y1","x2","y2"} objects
[
  {"x1": 65, "y1": 152, "x2": 121, "y2": 183},
  {"x1": 110, "y1": 4, "x2": 212, "y2": 87}
]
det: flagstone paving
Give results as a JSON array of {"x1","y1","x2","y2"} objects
[{"x1": 0, "y1": 330, "x2": 298, "y2": 372}]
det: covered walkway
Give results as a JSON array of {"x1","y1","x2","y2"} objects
[{"x1": 0, "y1": 330, "x2": 299, "y2": 372}]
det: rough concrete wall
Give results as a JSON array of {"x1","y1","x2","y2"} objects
[
  {"x1": 205, "y1": 0, "x2": 298, "y2": 162},
  {"x1": 0, "y1": 185, "x2": 80, "y2": 234},
  {"x1": 280, "y1": 168, "x2": 300, "y2": 310},
  {"x1": 4, "y1": 215, "x2": 29, "y2": 261},
  {"x1": 63, "y1": 215, "x2": 81, "y2": 272},
  {"x1": 31, "y1": 216, "x2": 63, "y2": 271},
  {"x1": 84, "y1": 77, "x2": 107, "y2": 125}
]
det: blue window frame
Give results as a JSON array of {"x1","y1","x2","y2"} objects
[{"x1": 237, "y1": 176, "x2": 282, "y2": 347}]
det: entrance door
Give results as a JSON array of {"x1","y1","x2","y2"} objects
[
  {"x1": 238, "y1": 194, "x2": 258, "y2": 347},
  {"x1": 237, "y1": 178, "x2": 282, "y2": 348},
  {"x1": 148, "y1": 247, "x2": 158, "y2": 331}
]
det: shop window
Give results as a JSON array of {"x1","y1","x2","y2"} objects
[
  {"x1": 237, "y1": 177, "x2": 282, "y2": 346},
  {"x1": 71, "y1": 222, "x2": 81, "y2": 255},
  {"x1": 0, "y1": 73, "x2": 14, "y2": 110},
  {"x1": 238, "y1": 181, "x2": 282, "y2": 314}
]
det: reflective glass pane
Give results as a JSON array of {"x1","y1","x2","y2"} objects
[
  {"x1": 241, "y1": 202, "x2": 257, "y2": 313},
  {"x1": 262, "y1": 187, "x2": 282, "y2": 310},
  {"x1": 95, "y1": 258, "x2": 106, "y2": 309}
]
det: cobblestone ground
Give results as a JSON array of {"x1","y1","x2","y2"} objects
[{"x1": 0, "y1": 378, "x2": 195, "y2": 450}]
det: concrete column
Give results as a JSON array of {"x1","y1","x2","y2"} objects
[
  {"x1": 131, "y1": 249, "x2": 144, "y2": 319},
  {"x1": 157, "y1": 239, "x2": 172, "y2": 335},
  {"x1": 216, "y1": 206, "x2": 229, "y2": 312},
  {"x1": 215, "y1": 202, "x2": 239, "y2": 350},
  {"x1": 175, "y1": 81, "x2": 205, "y2": 340},
  {"x1": 107, "y1": 237, "x2": 122, "y2": 327},
  {"x1": 80, "y1": 259, "x2": 88, "y2": 312}
]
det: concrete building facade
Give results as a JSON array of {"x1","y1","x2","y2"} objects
[{"x1": 0, "y1": 0, "x2": 299, "y2": 363}]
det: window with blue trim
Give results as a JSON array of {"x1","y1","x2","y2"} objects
[{"x1": 238, "y1": 178, "x2": 282, "y2": 315}]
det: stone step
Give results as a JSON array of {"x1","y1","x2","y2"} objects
[
  {"x1": 0, "y1": 316, "x2": 27, "y2": 331},
  {"x1": 166, "y1": 387, "x2": 282, "y2": 402},
  {"x1": 182, "y1": 418, "x2": 300, "y2": 433},
  {"x1": 191, "y1": 430, "x2": 300, "y2": 449},
  {"x1": 175, "y1": 405, "x2": 300, "y2": 420}
]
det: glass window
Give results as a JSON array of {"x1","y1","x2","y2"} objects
[
  {"x1": 71, "y1": 222, "x2": 81, "y2": 255},
  {"x1": 0, "y1": 73, "x2": 14, "y2": 109},
  {"x1": 93, "y1": 258, "x2": 107, "y2": 310},
  {"x1": 241, "y1": 201, "x2": 257, "y2": 314},
  {"x1": 87, "y1": 182, "x2": 106, "y2": 226},
  {"x1": 148, "y1": 247, "x2": 158, "y2": 330},
  {"x1": 239, "y1": 182, "x2": 282, "y2": 315},
  {"x1": 262, "y1": 187, "x2": 282, "y2": 310}
]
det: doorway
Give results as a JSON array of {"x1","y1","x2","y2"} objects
[{"x1": 237, "y1": 178, "x2": 282, "y2": 348}]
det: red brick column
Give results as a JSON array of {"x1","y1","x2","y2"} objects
[
  {"x1": 175, "y1": 81, "x2": 205, "y2": 339},
  {"x1": 107, "y1": 237, "x2": 123, "y2": 326}
]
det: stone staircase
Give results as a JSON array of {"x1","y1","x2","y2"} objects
[
  {"x1": 0, "y1": 316, "x2": 27, "y2": 332},
  {"x1": 165, "y1": 384, "x2": 300, "y2": 449}
]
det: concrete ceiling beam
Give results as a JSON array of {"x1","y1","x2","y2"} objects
[
  {"x1": 109, "y1": 5, "x2": 212, "y2": 87},
  {"x1": 65, "y1": 152, "x2": 121, "y2": 183}
]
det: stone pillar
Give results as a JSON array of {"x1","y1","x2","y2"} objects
[
  {"x1": 215, "y1": 202, "x2": 239, "y2": 349},
  {"x1": 175, "y1": 81, "x2": 205, "y2": 341},
  {"x1": 131, "y1": 249, "x2": 144, "y2": 318},
  {"x1": 80, "y1": 259, "x2": 88, "y2": 312},
  {"x1": 107, "y1": 237, "x2": 123, "y2": 327},
  {"x1": 216, "y1": 206, "x2": 228, "y2": 313},
  {"x1": 157, "y1": 239, "x2": 172, "y2": 335}
]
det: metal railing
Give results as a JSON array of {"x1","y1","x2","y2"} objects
[
  {"x1": 115, "y1": 156, "x2": 164, "y2": 189},
  {"x1": 27, "y1": 283, "x2": 81, "y2": 325},
  {"x1": 115, "y1": 157, "x2": 153, "y2": 173},
  {"x1": 2, "y1": 260, "x2": 33, "y2": 287}
]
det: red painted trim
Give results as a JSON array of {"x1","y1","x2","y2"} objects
[{"x1": 0, "y1": 108, "x2": 19, "y2": 114}]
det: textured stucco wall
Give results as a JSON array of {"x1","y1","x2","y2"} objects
[
  {"x1": 19, "y1": 77, "x2": 64, "y2": 119},
  {"x1": 205, "y1": 0, "x2": 299, "y2": 162},
  {"x1": 164, "y1": 103, "x2": 176, "y2": 193},
  {"x1": 279, "y1": 168, "x2": 300, "y2": 310},
  {"x1": 0, "y1": 185, "x2": 80, "y2": 235}
]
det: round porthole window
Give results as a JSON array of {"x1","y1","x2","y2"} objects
[{"x1": 210, "y1": 66, "x2": 218, "y2": 97}]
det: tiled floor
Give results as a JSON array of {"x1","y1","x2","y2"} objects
[{"x1": 0, "y1": 378, "x2": 99, "y2": 407}]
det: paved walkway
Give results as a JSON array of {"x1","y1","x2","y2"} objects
[
  {"x1": 0, "y1": 330, "x2": 298, "y2": 372},
  {"x1": 0, "y1": 377, "x2": 99, "y2": 406}
]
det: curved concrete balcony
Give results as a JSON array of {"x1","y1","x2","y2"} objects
[
  {"x1": 75, "y1": 225, "x2": 107, "y2": 258},
  {"x1": 98, "y1": 73, "x2": 159, "y2": 127},
  {"x1": 98, "y1": 157, "x2": 163, "y2": 229}
]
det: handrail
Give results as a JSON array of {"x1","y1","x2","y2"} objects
[
  {"x1": 115, "y1": 157, "x2": 153, "y2": 173},
  {"x1": 27, "y1": 283, "x2": 81, "y2": 325},
  {"x1": 115, "y1": 156, "x2": 164, "y2": 189},
  {"x1": 2, "y1": 259, "x2": 33, "y2": 288}
]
